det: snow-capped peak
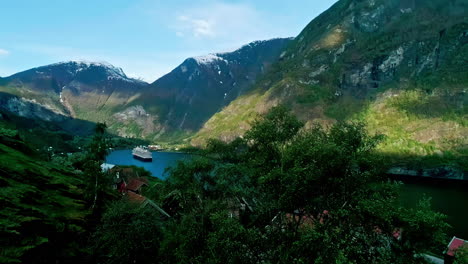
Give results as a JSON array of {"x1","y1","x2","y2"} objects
[
  {"x1": 189, "y1": 37, "x2": 293, "y2": 66},
  {"x1": 46, "y1": 60, "x2": 146, "y2": 84},
  {"x1": 192, "y1": 54, "x2": 228, "y2": 65},
  {"x1": 53, "y1": 60, "x2": 126, "y2": 76}
]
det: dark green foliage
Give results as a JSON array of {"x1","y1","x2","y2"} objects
[
  {"x1": 0, "y1": 127, "x2": 88, "y2": 263},
  {"x1": 244, "y1": 105, "x2": 304, "y2": 181},
  {"x1": 1, "y1": 105, "x2": 451, "y2": 263},
  {"x1": 454, "y1": 244, "x2": 468, "y2": 264},
  {"x1": 205, "y1": 213, "x2": 273, "y2": 264},
  {"x1": 90, "y1": 106, "x2": 449, "y2": 263},
  {"x1": 82, "y1": 123, "x2": 118, "y2": 216},
  {"x1": 92, "y1": 200, "x2": 163, "y2": 264},
  {"x1": 0, "y1": 109, "x2": 149, "y2": 158},
  {"x1": 245, "y1": 105, "x2": 304, "y2": 146},
  {"x1": 87, "y1": 122, "x2": 109, "y2": 162},
  {"x1": 399, "y1": 197, "x2": 450, "y2": 253}
]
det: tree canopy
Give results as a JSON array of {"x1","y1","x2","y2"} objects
[{"x1": 94, "y1": 106, "x2": 449, "y2": 263}]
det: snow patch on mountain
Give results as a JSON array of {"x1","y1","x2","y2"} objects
[
  {"x1": 50, "y1": 61, "x2": 146, "y2": 84},
  {"x1": 193, "y1": 54, "x2": 228, "y2": 65},
  {"x1": 189, "y1": 38, "x2": 293, "y2": 69}
]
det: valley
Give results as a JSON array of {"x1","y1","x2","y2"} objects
[
  {"x1": 1, "y1": 0, "x2": 467, "y2": 263},
  {"x1": 1, "y1": 1, "x2": 465, "y2": 173}
]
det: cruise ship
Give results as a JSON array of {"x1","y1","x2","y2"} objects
[{"x1": 132, "y1": 146, "x2": 152, "y2": 161}]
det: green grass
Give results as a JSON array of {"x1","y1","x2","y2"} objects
[
  {"x1": 360, "y1": 88, "x2": 467, "y2": 170},
  {"x1": 387, "y1": 89, "x2": 467, "y2": 126},
  {"x1": 324, "y1": 95, "x2": 365, "y2": 121},
  {"x1": 191, "y1": 90, "x2": 270, "y2": 146}
]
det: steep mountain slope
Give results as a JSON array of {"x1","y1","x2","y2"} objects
[
  {"x1": 137, "y1": 38, "x2": 292, "y2": 134},
  {"x1": 193, "y1": 0, "x2": 467, "y2": 167},
  {"x1": 0, "y1": 61, "x2": 147, "y2": 122}
]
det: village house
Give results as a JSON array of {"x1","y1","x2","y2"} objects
[
  {"x1": 100, "y1": 163, "x2": 115, "y2": 172},
  {"x1": 100, "y1": 163, "x2": 170, "y2": 218}
]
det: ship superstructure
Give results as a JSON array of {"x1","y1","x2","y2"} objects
[{"x1": 132, "y1": 146, "x2": 152, "y2": 161}]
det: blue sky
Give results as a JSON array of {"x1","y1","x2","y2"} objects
[{"x1": 0, "y1": 0, "x2": 338, "y2": 82}]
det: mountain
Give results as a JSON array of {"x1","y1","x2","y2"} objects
[
  {"x1": 0, "y1": 61, "x2": 147, "y2": 122},
  {"x1": 0, "y1": 38, "x2": 292, "y2": 141},
  {"x1": 192, "y1": 0, "x2": 467, "y2": 168},
  {"x1": 135, "y1": 38, "x2": 292, "y2": 134}
]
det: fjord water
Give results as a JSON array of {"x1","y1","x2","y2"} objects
[
  {"x1": 399, "y1": 179, "x2": 468, "y2": 239},
  {"x1": 105, "y1": 149, "x2": 191, "y2": 179}
]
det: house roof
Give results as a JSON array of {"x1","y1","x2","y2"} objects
[
  {"x1": 446, "y1": 236, "x2": 467, "y2": 257},
  {"x1": 127, "y1": 192, "x2": 146, "y2": 203},
  {"x1": 100, "y1": 163, "x2": 115, "y2": 172},
  {"x1": 126, "y1": 178, "x2": 148, "y2": 192},
  {"x1": 285, "y1": 210, "x2": 329, "y2": 228},
  {"x1": 110, "y1": 167, "x2": 140, "y2": 178}
]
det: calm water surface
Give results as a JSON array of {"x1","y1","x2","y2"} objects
[
  {"x1": 107, "y1": 149, "x2": 468, "y2": 238},
  {"x1": 399, "y1": 179, "x2": 468, "y2": 239},
  {"x1": 105, "y1": 149, "x2": 191, "y2": 179}
]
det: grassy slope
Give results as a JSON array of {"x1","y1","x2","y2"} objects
[
  {"x1": 191, "y1": 0, "x2": 467, "y2": 169},
  {"x1": 0, "y1": 129, "x2": 88, "y2": 263}
]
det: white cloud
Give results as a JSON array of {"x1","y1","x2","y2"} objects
[
  {"x1": 0, "y1": 49, "x2": 10, "y2": 56},
  {"x1": 177, "y1": 15, "x2": 215, "y2": 38},
  {"x1": 172, "y1": 2, "x2": 277, "y2": 43}
]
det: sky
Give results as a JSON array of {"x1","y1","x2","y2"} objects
[{"x1": 0, "y1": 0, "x2": 338, "y2": 82}]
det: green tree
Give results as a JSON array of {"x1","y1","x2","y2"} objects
[
  {"x1": 454, "y1": 244, "x2": 468, "y2": 264},
  {"x1": 155, "y1": 106, "x2": 449, "y2": 263},
  {"x1": 93, "y1": 200, "x2": 163, "y2": 264},
  {"x1": 83, "y1": 123, "x2": 113, "y2": 213},
  {"x1": 244, "y1": 105, "x2": 304, "y2": 179}
]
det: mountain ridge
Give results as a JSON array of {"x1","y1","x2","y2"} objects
[{"x1": 0, "y1": 38, "x2": 293, "y2": 141}]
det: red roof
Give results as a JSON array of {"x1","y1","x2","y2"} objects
[
  {"x1": 446, "y1": 236, "x2": 467, "y2": 257},
  {"x1": 127, "y1": 192, "x2": 147, "y2": 204},
  {"x1": 126, "y1": 178, "x2": 148, "y2": 192},
  {"x1": 285, "y1": 210, "x2": 329, "y2": 228},
  {"x1": 392, "y1": 228, "x2": 402, "y2": 240}
]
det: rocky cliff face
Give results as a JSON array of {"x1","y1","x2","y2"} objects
[
  {"x1": 193, "y1": 0, "x2": 468, "y2": 169},
  {"x1": 0, "y1": 92, "x2": 95, "y2": 135},
  {"x1": 263, "y1": 0, "x2": 467, "y2": 100},
  {"x1": 0, "y1": 92, "x2": 67, "y2": 123}
]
